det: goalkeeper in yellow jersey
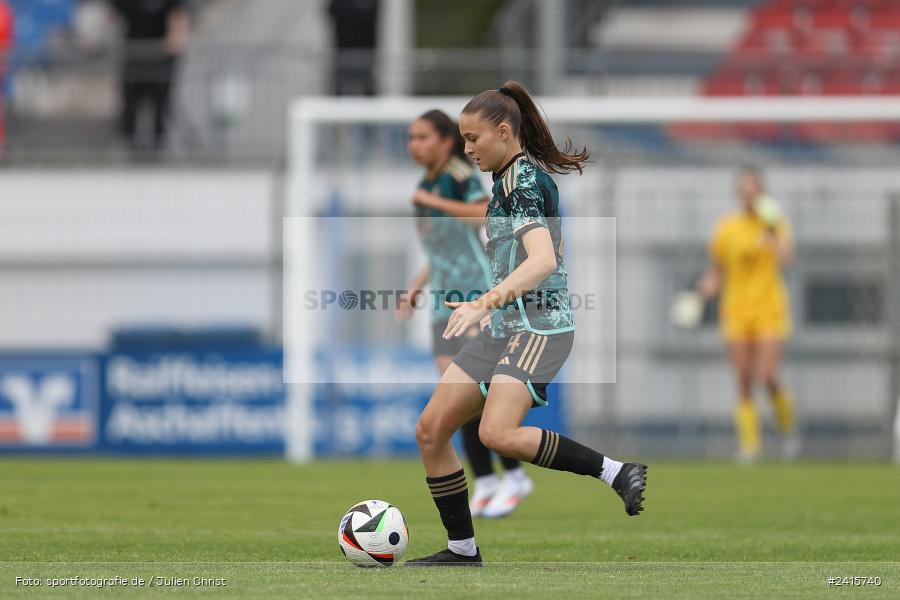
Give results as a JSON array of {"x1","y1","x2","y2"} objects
[{"x1": 696, "y1": 166, "x2": 799, "y2": 462}]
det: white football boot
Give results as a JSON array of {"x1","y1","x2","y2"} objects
[
  {"x1": 480, "y1": 469, "x2": 533, "y2": 518},
  {"x1": 469, "y1": 475, "x2": 500, "y2": 518}
]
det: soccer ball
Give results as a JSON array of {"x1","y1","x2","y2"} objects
[{"x1": 337, "y1": 500, "x2": 409, "y2": 567}]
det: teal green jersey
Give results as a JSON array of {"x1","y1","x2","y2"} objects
[
  {"x1": 415, "y1": 156, "x2": 492, "y2": 323},
  {"x1": 485, "y1": 153, "x2": 575, "y2": 338}
]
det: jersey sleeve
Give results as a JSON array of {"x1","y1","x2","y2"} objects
[
  {"x1": 462, "y1": 174, "x2": 487, "y2": 203},
  {"x1": 429, "y1": 173, "x2": 465, "y2": 203},
  {"x1": 507, "y1": 185, "x2": 548, "y2": 240},
  {"x1": 442, "y1": 172, "x2": 485, "y2": 204}
]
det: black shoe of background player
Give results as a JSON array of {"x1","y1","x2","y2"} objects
[
  {"x1": 612, "y1": 462, "x2": 647, "y2": 516},
  {"x1": 404, "y1": 548, "x2": 484, "y2": 567}
]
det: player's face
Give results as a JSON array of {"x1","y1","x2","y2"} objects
[
  {"x1": 736, "y1": 172, "x2": 762, "y2": 210},
  {"x1": 459, "y1": 112, "x2": 508, "y2": 173},
  {"x1": 407, "y1": 119, "x2": 448, "y2": 168}
]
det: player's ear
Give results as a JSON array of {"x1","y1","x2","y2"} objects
[{"x1": 497, "y1": 122, "x2": 511, "y2": 141}]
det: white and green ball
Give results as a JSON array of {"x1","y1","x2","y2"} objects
[{"x1": 338, "y1": 500, "x2": 409, "y2": 567}]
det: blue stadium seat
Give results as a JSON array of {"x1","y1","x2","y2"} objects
[
  {"x1": 33, "y1": 0, "x2": 74, "y2": 27},
  {"x1": 8, "y1": 0, "x2": 73, "y2": 64}
]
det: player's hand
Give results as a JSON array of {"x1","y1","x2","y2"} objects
[
  {"x1": 669, "y1": 290, "x2": 705, "y2": 329},
  {"x1": 395, "y1": 289, "x2": 420, "y2": 321},
  {"x1": 754, "y1": 194, "x2": 782, "y2": 228},
  {"x1": 412, "y1": 189, "x2": 435, "y2": 207},
  {"x1": 443, "y1": 301, "x2": 489, "y2": 339}
]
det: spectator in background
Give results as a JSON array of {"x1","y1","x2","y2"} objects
[
  {"x1": 109, "y1": 0, "x2": 191, "y2": 155},
  {"x1": 329, "y1": 0, "x2": 379, "y2": 95},
  {"x1": 0, "y1": 0, "x2": 12, "y2": 159}
]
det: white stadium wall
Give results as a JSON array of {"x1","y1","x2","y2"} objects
[{"x1": 0, "y1": 170, "x2": 280, "y2": 349}]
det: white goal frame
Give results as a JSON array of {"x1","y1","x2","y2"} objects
[{"x1": 285, "y1": 95, "x2": 900, "y2": 463}]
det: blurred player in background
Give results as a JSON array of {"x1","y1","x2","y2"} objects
[
  {"x1": 109, "y1": 0, "x2": 191, "y2": 154},
  {"x1": 407, "y1": 82, "x2": 646, "y2": 567},
  {"x1": 397, "y1": 109, "x2": 535, "y2": 519},
  {"x1": 328, "y1": 0, "x2": 379, "y2": 96},
  {"x1": 694, "y1": 166, "x2": 799, "y2": 462}
]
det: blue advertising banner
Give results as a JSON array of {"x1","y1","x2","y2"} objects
[
  {"x1": 312, "y1": 347, "x2": 568, "y2": 457},
  {"x1": 0, "y1": 346, "x2": 569, "y2": 457},
  {"x1": 0, "y1": 353, "x2": 100, "y2": 450},
  {"x1": 313, "y1": 347, "x2": 436, "y2": 456},
  {"x1": 100, "y1": 350, "x2": 286, "y2": 454}
]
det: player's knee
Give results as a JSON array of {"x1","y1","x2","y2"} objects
[
  {"x1": 415, "y1": 415, "x2": 435, "y2": 450},
  {"x1": 415, "y1": 414, "x2": 451, "y2": 451},
  {"x1": 476, "y1": 421, "x2": 494, "y2": 449},
  {"x1": 478, "y1": 423, "x2": 514, "y2": 456}
]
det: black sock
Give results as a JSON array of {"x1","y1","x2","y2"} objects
[
  {"x1": 426, "y1": 469, "x2": 474, "y2": 541},
  {"x1": 531, "y1": 430, "x2": 605, "y2": 477},
  {"x1": 500, "y1": 455, "x2": 521, "y2": 471},
  {"x1": 460, "y1": 418, "x2": 495, "y2": 478}
]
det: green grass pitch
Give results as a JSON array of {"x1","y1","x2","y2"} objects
[{"x1": 0, "y1": 458, "x2": 897, "y2": 598}]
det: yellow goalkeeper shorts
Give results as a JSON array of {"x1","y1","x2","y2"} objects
[{"x1": 721, "y1": 313, "x2": 791, "y2": 342}]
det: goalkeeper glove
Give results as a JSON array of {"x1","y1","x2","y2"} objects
[
  {"x1": 754, "y1": 194, "x2": 782, "y2": 228},
  {"x1": 669, "y1": 290, "x2": 705, "y2": 330}
]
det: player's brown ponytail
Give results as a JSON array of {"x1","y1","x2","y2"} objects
[{"x1": 462, "y1": 81, "x2": 589, "y2": 175}]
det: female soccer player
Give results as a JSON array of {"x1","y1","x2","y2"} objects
[
  {"x1": 406, "y1": 83, "x2": 647, "y2": 567},
  {"x1": 696, "y1": 166, "x2": 798, "y2": 462},
  {"x1": 399, "y1": 109, "x2": 535, "y2": 519}
]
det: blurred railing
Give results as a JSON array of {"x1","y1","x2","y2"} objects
[
  {"x1": 0, "y1": 44, "x2": 726, "y2": 165},
  {"x1": 1, "y1": 44, "x2": 326, "y2": 165},
  {"x1": 4, "y1": 42, "x2": 900, "y2": 165}
]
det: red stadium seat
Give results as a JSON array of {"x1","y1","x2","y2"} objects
[
  {"x1": 820, "y1": 67, "x2": 864, "y2": 94},
  {"x1": 666, "y1": 122, "x2": 734, "y2": 141},
  {"x1": 842, "y1": 122, "x2": 898, "y2": 141},
  {"x1": 795, "y1": 29, "x2": 850, "y2": 62},
  {"x1": 754, "y1": 6, "x2": 796, "y2": 29},
  {"x1": 692, "y1": 0, "x2": 900, "y2": 141},
  {"x1": 813, "y1": 9, "x2": 855, "y2": 29},
  {"x1": 870, "y1": 11, "x2": 900, "y2": 30},
  {"x1": 737, "y1": 28, "x2": 775, "y2": 58},
  {"x1": 881, "y1": 73, "x2": 900, "y2": 94}
]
